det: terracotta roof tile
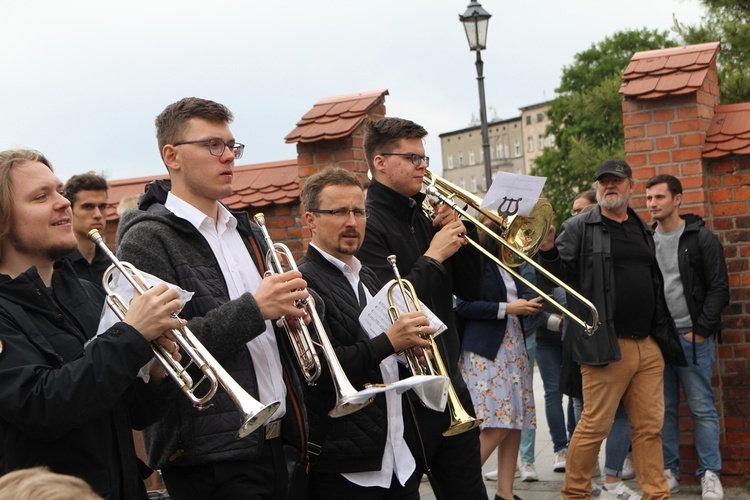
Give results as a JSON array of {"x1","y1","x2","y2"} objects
[
  {"x1": 704, "y1": 103, "x2": 750, "y2": 158},
  {"x1": 285, "y1": 89, "x2": 388, "y2": 144},
  {"x1": 620, "y1": 42, "x2": 721, "y2": 99},
  {"x1": 105, "y1": 159, "x2": 299, "y2": 219}
]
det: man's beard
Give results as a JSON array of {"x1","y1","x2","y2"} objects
[
  {"x1": 7, "y1": 230, "x2": 77, "y2": 263},
  {"x1": 597, "y1": 191, "x2": 630, "y2": 211}
]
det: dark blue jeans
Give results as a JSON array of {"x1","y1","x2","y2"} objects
[{"x1": 536, "y1": 338, "x2": 571, "y2": 453}]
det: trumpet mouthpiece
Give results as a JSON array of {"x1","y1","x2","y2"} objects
[
  {"x1": 254, "y1": 213, "x2": 266, "y2": 226},
  {"x1": 87, "y1": 229, "x2": 103, "y2": 243}
]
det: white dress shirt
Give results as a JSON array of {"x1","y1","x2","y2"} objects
[{"x1": 166, "y1": 193, "x2": 286, "y2": 420}]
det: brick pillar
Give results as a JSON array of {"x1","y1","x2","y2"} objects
[{"x1": 622, "y1": 56, "x2": 720, "y2": 214}]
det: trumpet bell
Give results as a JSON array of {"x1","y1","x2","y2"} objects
[
  {"x1": 501, "y1": 198, "x2": 554, "y2": 267},
  {"x1": 237, "y1": 400, "x2": 282, "y2": 439}
]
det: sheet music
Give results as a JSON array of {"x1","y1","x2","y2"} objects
[
  {"x1": 359, "y1": 279, "x2": 447, "y2": 340},
  {"x1": 345, "y1": 374, "x2": 449, "y2": 412},
  {"x1": 481, "y1": 171, "x2": 547, "y2": 217}
]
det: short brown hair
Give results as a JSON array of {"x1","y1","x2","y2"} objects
[
  {"x1": 301, "y1": 167, "x2": 363, "y2": 212},
  {"x1": 155, "y1": 97, "x2": 234, "y2": 158},
  {"x1": 0, "y1": 467, "x2": 102, "y2": 500},
  {"x1": 646, "y1": 174, "x2": 683, "y2": 197},
  {"x1": 0, "y1": 149, "x2": 53, "y2": 253},
  {"x1": 363, "y1": 118, "x2": 427, "y2": 174},
  {"x1": 63, "y1": 172, "x2": 108, "y2": 205}
]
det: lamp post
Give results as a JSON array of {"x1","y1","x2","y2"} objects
[{"x1": 460, "y1": 0, "x2": 492, "y2": 191}]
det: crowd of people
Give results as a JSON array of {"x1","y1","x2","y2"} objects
[{"x1": 0, "y1": 97, "x2": 730, "y2": 500}]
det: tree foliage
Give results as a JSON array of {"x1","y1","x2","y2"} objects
[
  {"x1": 674, "y1": 0, "x2": 750, "y2": 104},
  {"x1": 531, "y1": 29, "x2": 675, "y2": 226}
]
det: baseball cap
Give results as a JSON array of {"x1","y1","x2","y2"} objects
[{"x1": 596, "y1": 159, "x2": 632, "y2": 180}]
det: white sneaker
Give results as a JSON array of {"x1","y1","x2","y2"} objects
[
  {"x1": 621, "y1": 453, "x2": 635, "y2": 480},
  {"x1": 701, "y1": 470, "x2": 724, "y2": 499},
  {"x1": 600, "y1": 481, "x2": 642, "y2": 500},
  {"x1": 520, "y1": 461, "x2": 539, "y2": 482},
  {"x1": 483, "y1": 469, "x2": 497, "y2": 481},
  {"x1": 664, "y1": 469, "x2": 680, "y2": 493},
  {"x1": 553, "y1": 447, "x2": 567, "y2": 472}
]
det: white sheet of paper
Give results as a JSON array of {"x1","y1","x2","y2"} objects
[
  {"x1": 481, "y1": 171, "x2": 547, "y2": 217},
  {"x1": 344, "y1": 374, "x2": 449, "y2": 412},
  {"x1": 359, "y1": 279, "x2": 447, "y2": 340}
]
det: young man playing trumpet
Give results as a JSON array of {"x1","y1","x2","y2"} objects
[
  {"x1": 116, "y1": 97, "x2": 310, "y2": 500},
  {"x1": 298, "y1": 167, "x2": 434, "y2": 499},
  {"x1": 0, "y1": 149, "x2": 183, "y2": 499},
  {"x1": 357, "y1": 117, "x2": 486, "y2": 499}
]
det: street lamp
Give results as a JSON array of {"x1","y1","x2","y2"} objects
[{"x1": 460, "y1": 0, "x2": 492, "y2": 191}]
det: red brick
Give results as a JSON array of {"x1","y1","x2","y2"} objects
[
  {"x1": 673, "y1": 148, "x2": 704, "y2": 162},
  {"x1": 679, "y1": 133, "x2": 706, "y2": 147},
  {"x1": 646, "y1": 123, "x2": 668, "y2": 136},
  {"x1": 715, "y1": 202, "x2": 747, "y2": 216},
  {"x1": 710, "y1": 188, "x2": 734, "y2": 203},
  {"x1": 654, "y1": 109, "x2": 676, "y2": 122},
  {"x1": 624, "y1": 126, "x2": 645, "y2": 139},
  {"x1": 647, "y1": 152, "x2": 670, "y2": 165},
  {"x1": 623, "y1": 111, "x2": 652, "y2": 126},
  {"x1": 655, "y1": 136, "x2": 676, "y2": 149},
  {"x1": 670, "y1": 119, "x2": 705, "y2": 134},
  {"x1": 625, "y1": 138, "x2": 654, "y2": 153}
]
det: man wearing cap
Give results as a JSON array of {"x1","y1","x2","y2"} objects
[{"x1": 537, "y1": 159, "x2": 686, "y2": 499}]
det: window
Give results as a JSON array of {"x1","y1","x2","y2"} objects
[
  {"x1": 469, "y1": 149, "x2": 475, "y2": 165},
  {"x1": 447, "y1": 154, "x2": 454, "y2": 169},
  {"x1": 496, "y1": 144, "x2": 503, "y2": 159},
  {"x1": 537, "y1": 112, "x2": 544, "y2": 122},
  {"x1": 480, "y1": 149, "x2": 484, "y2": 163},
  {"x1": 471, "y1": 176, "x2": 477, "y2": 192},
  {"x1": 458, "y1": 151, "x2": 464, "y2": 167},
  {"x1": 505, "y1": 143, "x2": 510, "y2": 159},
  {"x1": 482, "y1": 175, "x2": 487, "y2": 190},
  {"x1": 538, "y1": 134, "x2": 544, "y2": 150},
  {"x1": 548, "y1": 135, "x2": 555, "y2": 148},
  {"x1": 514, "y1": 141, "x2": 521, "y2": 157},
  {"x1": 460, "y1": 178, "x2": 466, "y2": 189},
  {"x1": 526, "y1": 116, "x2": 531, "y2": 125},
  {"x1": 527, "y1": 136, "x2": 534, "y2": 152}
]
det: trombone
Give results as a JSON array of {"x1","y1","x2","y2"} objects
[
  {"x1": 88, "y1": 229, "x2": 280, "y2": 439},
  {"x1": 253, "y1": 213, "x2": 373, "y2": 417},
  {"x1": 387, "y1": 254, "x2": 482, "y2": 437},
  {"x1": 422, "y1": 170, "x2": 600, "y2": 337}
]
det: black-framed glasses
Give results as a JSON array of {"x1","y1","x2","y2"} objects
[
  {"x1": 380, "y1": 152, "x2": 430, "y2": 167},
  {"x1": 309, "y1": 208, "x2": 369, "y2": 220},
  {"x1": 173, "y1": 138, "x2": 245, "y2": 159}
]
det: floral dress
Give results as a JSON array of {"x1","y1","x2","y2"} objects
[{"x1": 459, "y1": 268, "x2": 536, "y2": 431}]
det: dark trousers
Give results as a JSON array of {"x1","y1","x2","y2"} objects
[
  {"x1": 309, "y1": 467, "x2": 421, "y2": 500},
  {"x1": 410, "y1": 387, "x2": 487, "y2": 500},
  {"x1": 160, "y1": 437, "x2": 287, "y2": 500}
]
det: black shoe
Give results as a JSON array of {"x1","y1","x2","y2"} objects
[{"x1": 494, "y1": 495, "x2": 522, "y2": 500}]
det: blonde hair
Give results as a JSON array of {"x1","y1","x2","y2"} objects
[
  {"x1": 116, "y1": 193, "x2": 140, "y2": 216},
  {"x1": 0, "y1": 467, "x2": 102, "y2": 500}
]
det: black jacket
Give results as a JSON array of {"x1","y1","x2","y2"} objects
[
  {"x1": 0, "y1": 261, "x2": 175, "y2": 499},
  {"x1": 537, "y1": 205, "x2": 686, "y2": 367},
  {"x1": 116, "y1": 180, "x2": 308, "y2": 470},
  {"x1": 298, "y1": 245, "x2": 416, "y2": 473},
  {"x1": 655, "y1": 214, "x2": 729, "y2": 363}
]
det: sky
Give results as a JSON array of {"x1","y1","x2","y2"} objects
[{"x1": 1, "y1": 0, "x2": 706, "y2": 183}]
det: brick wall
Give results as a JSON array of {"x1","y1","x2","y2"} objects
[{"x1": 622, "y1": 57, "x2": 750, "y2": 485}]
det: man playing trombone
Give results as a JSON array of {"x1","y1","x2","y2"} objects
[
  {"x1": 0, "y1": 149, "x2": 184, "y2": 499},
  {"x1": 297, "y1": 167, "x2": 434, "y2": 499},
  {"x1": 116, "y1": 98, "x2": 310, "y2": 500},
  {"x1": 357, "y1": 118, "x2": 487, "y2": 500}
]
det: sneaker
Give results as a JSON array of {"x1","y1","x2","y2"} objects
[
  {"x1": 553, "y1": 447, "x2": 567, "y2": 472},
  {"x1": 600, "y1": 481, "x2": 642, "y2": 500},
  {"x1": 590, "y1": 481, "x2": 603, "y2": 497},
  {"x1": 701, "y1": 470, "x2": 724, "y2": 499},
  {"x1": 664, "y1": 469, "x2": 680, "y2": 493},
  {"x1": 483, "y1": 469, "x2": 497, "y2": 481},
  {"x1": 520, "y1": 462, "x2": 539, "y2": 482},
  {"x1": 621, "y1": 453, "x2": 635, "y2": 480}
]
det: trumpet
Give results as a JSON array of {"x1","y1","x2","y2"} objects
[
  {"x1": 386, "y1": 254, "x2": 482, "y2": 437},
  {"x1": 88, "y1": 229, "x2": 280, "y2": 439},
  {"x1": 422, "y1": 170, "x2": 600, "y2": 336},
  {"x1": 253, "y1": 214, "x2": 373, "y2": 417}
]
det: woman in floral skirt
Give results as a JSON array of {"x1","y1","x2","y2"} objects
[{"x1": 456, "y1": 220, "x2": 541, "y2": 500}]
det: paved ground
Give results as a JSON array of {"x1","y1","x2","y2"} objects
[{"x1": 419, "y1": 368, "x2": 749, "y2": 499}]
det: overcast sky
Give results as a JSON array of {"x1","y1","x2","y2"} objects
[{"x1": 1, "y1": 0, "x2": 705, "y2": 183}]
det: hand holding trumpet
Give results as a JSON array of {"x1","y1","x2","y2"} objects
[
  {"x1": 385, "y1": 311, "x2": 434, "y2": 353},
  {"x1": 254, "y1": 270, "x2": 310, "y2": 320}
]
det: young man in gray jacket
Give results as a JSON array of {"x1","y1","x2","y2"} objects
[{"x1": 117, "y1": 97, "x2": 310, "y2": 500}]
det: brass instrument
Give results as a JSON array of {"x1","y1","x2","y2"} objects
[
  {"x1": 422, "y1": 170, "x2": 600, "y2": 336},
  {"x1": 253, "y1": 214, "x2": 373, "y2": 417},
  {"x1": 386, "y1": 254, "x2": 482, "y2": 437},
  {"x1": 88, "y1": 230, "x2": 280, "y2": 439}
]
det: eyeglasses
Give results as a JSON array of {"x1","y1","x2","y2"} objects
[
  {"x1": 309, "y1": 208, "x2": 369, "y2": 220},
  {"x1": 173, "y1": 138, "x2": 245, "y2": 159},
  {"x1": 380, "y1": 153, "x2": 430, "y2": 167}
]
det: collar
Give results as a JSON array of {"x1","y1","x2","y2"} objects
[
  {"x1": 308, "y1": 242, "x2": 362, "y2": 277},
  {"x1": 367, "y1": 179, "x2": 425, "y2": 222},
  {"x1": 165, "y1": 191, "x2": 237, "y2": 233}
]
